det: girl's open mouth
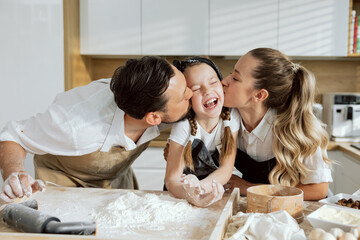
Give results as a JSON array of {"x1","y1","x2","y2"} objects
[{"x1": 203, "y1": 98, "x2": 218, "y2": 109}]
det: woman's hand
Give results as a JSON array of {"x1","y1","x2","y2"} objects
[{"x1": 223, "y1": 174, "x2": 253, "y2": 196}]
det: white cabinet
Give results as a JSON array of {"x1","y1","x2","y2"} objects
[
  {"x1": 132, "y1": 148, "x2": 166, "y2": 190},
  {"x1": 278, "y1": 0, "x2": 349, "y2": 56},
  {"x1": 142, "y1": 0, "x2": 209, "y2": 55},
  {"x1": 329, "y1": 150, "x2": 360, "y2": 195},
  {"x1": 80, "y1": 0, "x2": 141, "y2": 55},
  {"x1": 0, "y1": 0, "x2": 65, "y2": 185},
  {"x1": 209, "y1": 0, "x2": 278, "y2": 56},
  {"x1": 79, "y1": 0, "x2": 349, "y2": 56}
]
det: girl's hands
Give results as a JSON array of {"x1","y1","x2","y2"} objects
[{"x1": 180, "y1": 174, "x2": 224, "y2": 207}]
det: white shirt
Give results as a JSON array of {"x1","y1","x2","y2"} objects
[
  {"x1": 169, "y1": 108, "x2": 240, "y2": 153},
  {"x1": 238, "y1": 108, "x2": 332, "y2": 184},
  {"x1": 0, "y1": 79, "x2": 168, "y2": 155}
]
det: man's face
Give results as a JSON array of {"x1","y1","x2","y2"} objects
[{"x1": 161, "y1": 66, "x2": 193, "y2": 123}]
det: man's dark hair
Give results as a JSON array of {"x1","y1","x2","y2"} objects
[{"x1": 110, "y1": 56, "x2": 174, "y2": 119}]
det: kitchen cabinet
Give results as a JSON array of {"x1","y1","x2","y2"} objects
[
  {"x1": 80, "y1": 0, "x2": 141, "y2": 55},
  {"x1": 132, "y1": 148, "x2": 166, "y2": 190},
  {"x1": 79, "y1": 0, "x2": 349, "y2": 56},
  {"x1": 278, "y1": 0, "x2": 349, "y2": 56},
  {"x1": 142, "y1": 0, "x2": 209, "y2": 55},
  {"x1": 329, "y1": 150, "x2": 360, "y2": 195},
  {"x1": 209, "y1": 0, "x2": 278, "y2": 56}
]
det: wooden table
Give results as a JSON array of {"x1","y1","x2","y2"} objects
[
  {"x1": 0, "y1": 187, "x2": 323, "y2": 239},
  {"x1": 0, "y1": 187, "x2": 239, "y2": 240}
]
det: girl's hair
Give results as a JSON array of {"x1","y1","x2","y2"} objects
[
  {"x1": 183, "y1": 108, "x2": 235, "y2": 170},
  {"x1": 173, "y1": 57, "x2": 235, "y2": 171},
  {"x1": 248, "y1": 48, "x2": 331, "y2": 187}
]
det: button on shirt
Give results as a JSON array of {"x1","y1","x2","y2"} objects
[
  {"x1": 0, "y1": 79, "x2": 167, "y2": 156},
  {"x1": 238, "y1": 108, "x2": 332, "y2": 184}
]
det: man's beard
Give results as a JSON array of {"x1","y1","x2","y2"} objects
[{"x1": 162, "y1": 104, "x2": 192, "y2": 124}]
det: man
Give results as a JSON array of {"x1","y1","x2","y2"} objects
[{"x1": 0, "y1": 56, "x2": 193, "y2": 202}]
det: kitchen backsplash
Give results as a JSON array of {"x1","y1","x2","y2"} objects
[{"x1": 88, "y1": 57, "x2": 360, "y2": 103}]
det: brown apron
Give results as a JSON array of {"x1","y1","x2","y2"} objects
[{"x1": 33, "y1": 142, "x2": 150, "y2": 189}]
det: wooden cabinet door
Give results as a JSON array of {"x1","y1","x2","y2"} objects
[
  {"x1": 142, "y1": 0, "x2": 209, "y2": 55},
  {"x1": 278, "y1": 0, "x2": 349, "y2": 56},
  {"x1": 209, "y1": 0, "x2": 278, "y2": 56},
  {"x1": 80, "y1": 0, "x2": 141, "y2": 55}
]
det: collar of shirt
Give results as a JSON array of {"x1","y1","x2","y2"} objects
[
  {"x1": 240, "y1": 108, "x2": 276, "y2": 142},
  {"x1": 238, "y1": 108, "x2": 276, "y2": 162},
  {"x1": 101, "y1": 108, "x2": 160, "y2": 152}
]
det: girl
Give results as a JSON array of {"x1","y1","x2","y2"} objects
[
  {"x1": 165, "y1": 57, "x2": 240, "y2": 207},
  {"x1": 222, "y1": 48, "x2": 332, "y2": 200}
]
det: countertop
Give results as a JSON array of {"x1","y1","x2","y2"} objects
[{"x1": 328, "y1": 141, "x2": 360, "y2": 161}]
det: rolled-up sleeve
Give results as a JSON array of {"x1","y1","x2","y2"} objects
[
  {"x1": 0, "y1": 103, "x2": 75, "y2": 155},
  {"x1": 301, "y1": 147, "x2": 333, "y2": 184}
]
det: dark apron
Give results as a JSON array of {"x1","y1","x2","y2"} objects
[
  {"x1": 184, "y1": 139, "x2": 220, "y2": 180},
  {"x1": 234, "y1": 149, "x2": 276, "y2": 184},
  {"x1": 34, "y1": 142, "x2": 150, "y2": 189},
  {"x1": 163, "y1": 139, "x2": 220, "y2": 191}
]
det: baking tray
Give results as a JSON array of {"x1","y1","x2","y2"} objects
[{"x1": 0, "y1": 187, "x2": 239, "y2": 240}]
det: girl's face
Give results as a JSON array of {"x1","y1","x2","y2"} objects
[
  {"x1": 222, "y1": 53, "x2": 259, "y2": 110},
  {"x1": 184, "y1": 63, "x2": 224, "y2": 121}
]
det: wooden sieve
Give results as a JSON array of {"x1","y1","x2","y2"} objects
[{"x1": 246, "y1": 185, "x2": 304, "y2": 223}]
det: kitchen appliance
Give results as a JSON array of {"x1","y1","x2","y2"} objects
[{"x1": 323, "y1": 93, "x2": 360, "y2": 142}]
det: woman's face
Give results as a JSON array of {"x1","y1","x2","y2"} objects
[
  {"x1": 222, "y1": 53, "x2": 259, "y2": 109},
  {"x1": 184, "y1": 63, "x2": 224, "y2": 120}
]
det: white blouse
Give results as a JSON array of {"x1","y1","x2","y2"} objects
[
  {"x1": 0, "y1": 79, "x2": 169, "y2": 155},
  {"x1": 237, "y1": 108, "x2": 332, "y2": 184}
]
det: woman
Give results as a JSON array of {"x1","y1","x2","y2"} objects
[{"x1": 222, "y1": 48, "x2": 332, "y2": 201}]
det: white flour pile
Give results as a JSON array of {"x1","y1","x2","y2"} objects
[{"x1": 92, "y1": 191, "x2": 219, "y2": 239}]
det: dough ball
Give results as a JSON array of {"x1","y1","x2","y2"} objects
[
  {"x1": 329, "y1": 228, "x2": 344, "y2": 238},
  {"x1": 321, "y1": 232, "x2": 336, "y2": 240},
  {"x1": 350, "y1": 227, "x2": 359, "y2": 238},
  {"x1": 339, "y1": 232, "x2": 357, "y2": 240},
  {"x1": 309, "y1": 228, "x2": 326, "y2": 240}
]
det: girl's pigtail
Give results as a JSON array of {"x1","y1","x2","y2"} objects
[
  {"x1": 184, "y1": 116, "x2": 197, "y2": 171},
  {"x1": 220, "y1": 107, "x2": 235, "y2": 162}
]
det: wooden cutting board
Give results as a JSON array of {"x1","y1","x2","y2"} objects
[{"x1": 0, "y1": 187, "x2": 239, "y2": 240}]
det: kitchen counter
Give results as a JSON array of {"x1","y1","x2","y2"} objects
[
  {"x1": 328, "y1": 141, "x2": 360, "y2": 161},
  {"x1": 150, "y1": 132, "x2": 360, "y2": 161}
]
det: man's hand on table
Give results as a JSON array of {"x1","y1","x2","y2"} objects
[{"x1": 0, "y1": 171, "x2": 45, "y2": 202}]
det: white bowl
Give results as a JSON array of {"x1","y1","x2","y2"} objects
[
  {"x1": 319, "y1": 193, "x2": 360, "y2": 210},
  {"x1": 307, "y1": 204, "x2": 360, "y2": 232}
]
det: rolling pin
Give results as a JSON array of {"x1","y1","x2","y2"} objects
[{"x1": 1, "y1": 200, "x2": 96, "y2": 235}]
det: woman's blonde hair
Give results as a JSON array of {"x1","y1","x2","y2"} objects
[
  {"x1": 184, "y1": 107, "x2": 235, "y2": 170},
  {"x1": 249, "y1": 48, "x2": 331, "y2": 187}
]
